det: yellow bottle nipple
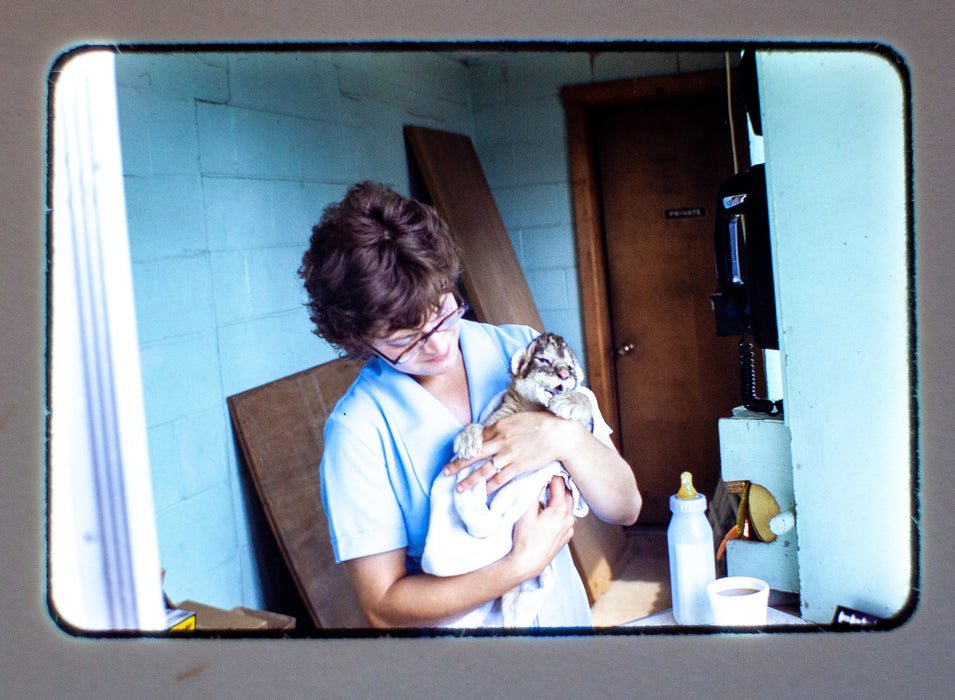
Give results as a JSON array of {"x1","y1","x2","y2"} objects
[{"x1": 676, "y1": 471, "x2": 698, "y2": 499}]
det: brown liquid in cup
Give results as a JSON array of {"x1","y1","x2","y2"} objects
[{"x1": 718, "y1": 587, "x2": 760, "y2": 597}]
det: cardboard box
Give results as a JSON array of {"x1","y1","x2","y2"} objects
[{"x1": 171, "y1": 600, "x2": 295, "y2": 632}]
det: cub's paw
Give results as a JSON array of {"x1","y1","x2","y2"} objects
[
  {"x1": 547, "y1": 391, "x2": 593, "y2": 426},
  {"x1": 453, "y1": 422, "x2": 485, "y2": 460}
]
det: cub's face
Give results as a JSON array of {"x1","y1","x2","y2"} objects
[{"x1": 510, "y1": 332, "x2": 584, "y2": 400}]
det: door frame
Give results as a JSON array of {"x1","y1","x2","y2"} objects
[{"x1": 561, "y1": 68, "x2": 747, "y2": 442}]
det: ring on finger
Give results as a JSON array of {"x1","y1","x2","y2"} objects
[{"x1": 490, "y1": 457, "x2": 501, "y2": 474}]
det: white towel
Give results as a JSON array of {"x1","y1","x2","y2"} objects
[
  {"x1": 423, "y1": 459, "x2": 588, "y2": 575},
  {"x1": 423, "y1": 460, "x2": 587, "y2": 627},
  {"x1": 421, "y1": 393, "x2": 589, "y2": 627}
]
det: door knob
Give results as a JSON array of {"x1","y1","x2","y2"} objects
[{"x1": 616, "y1": 342, "x2": 635, "y2": 357}]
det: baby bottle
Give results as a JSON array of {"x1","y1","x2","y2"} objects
[{"x1": 667, "y1": 471, "x2": 716, "y2": 624}]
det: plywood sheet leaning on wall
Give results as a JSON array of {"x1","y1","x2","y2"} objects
[
  {"x1": 405, "y1": 125, "x2": 543, "y2": 330},
  {"x1": 227, "y1": 357, "x2": 367, "y2": 629},
  {"x1": 405, "y1": 125, "x2": 627, "y2": 603}
]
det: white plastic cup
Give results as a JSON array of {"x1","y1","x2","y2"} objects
[{"x1": 706, "y1": 576, "x2": 770, "y2": 626}]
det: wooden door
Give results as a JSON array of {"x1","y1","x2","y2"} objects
[{"x1": 564, "y1": 71, "x2": 750, "y2": 523}]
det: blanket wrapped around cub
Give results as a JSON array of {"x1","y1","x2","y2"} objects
[{"x1": 420, "y1": 389, "x2": 590, "y2": 628}]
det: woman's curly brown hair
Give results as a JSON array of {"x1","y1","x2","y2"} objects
[{"x1": 299, "y1": 182, "x2": 462, "y2": 358}]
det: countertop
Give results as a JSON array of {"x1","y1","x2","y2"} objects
[{"x1": 623, "y1": 606, "x2": 813, "y2": 627}]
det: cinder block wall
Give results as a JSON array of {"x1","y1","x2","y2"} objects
[
  {"x1": 116, "y1": 51, "x2": 473, "y2": 609},
  {"x1": 116, "y1": 48, "x2": 725, "y2": 610}
]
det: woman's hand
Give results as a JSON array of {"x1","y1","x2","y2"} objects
[
  {"x1": 443, "y1": 410, "x2": 642, "y2": 526},
  {"x1": 505, "y1": 476, "x2": 576, "y2": 580},
  {"x1": 444, "y1": 411, "x2": 581, "y2": 494}
]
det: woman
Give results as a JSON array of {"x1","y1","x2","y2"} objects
[{"x1": 299, "y1": 182, "x2": 641, "y2": 628}]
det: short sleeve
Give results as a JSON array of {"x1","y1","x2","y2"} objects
[
  {"x1": 580, "y1": 386, "x2": 614, "y2": 447},
  {"x1": 320, "y1": 410, "x2": 408, "y2": 562}
]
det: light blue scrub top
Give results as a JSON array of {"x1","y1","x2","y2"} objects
[{"x1": 320, "y1": 319, "x2": 595, "y2": 628}]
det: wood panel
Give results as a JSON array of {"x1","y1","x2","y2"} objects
[
  {"x1": 405, "y1": 125, "x2": 626, "y2": 603},
  {"x1": 563, "y1": 96, "x2": 620, "y2": 440},
  {"x1": 227, "y1": 357, "x2": 367, "y2": 629},
  {"x1": 404, "y1": 125, "x2": 543, "y2": 330}
]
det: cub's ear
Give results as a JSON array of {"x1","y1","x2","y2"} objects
[{"x1": 510, "y1": 345, "x2": 533, "y2": 377}]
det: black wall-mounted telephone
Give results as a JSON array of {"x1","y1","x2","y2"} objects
[{"x1": 711, "y1": 164, "x2": 783, "y2": 416}]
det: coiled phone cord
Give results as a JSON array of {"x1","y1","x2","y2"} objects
[{"x1": 739, "y1": 327, "x2": 784, "y2": 416}]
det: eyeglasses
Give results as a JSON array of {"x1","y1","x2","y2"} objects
[{"x1": 374, "y1": 301, "x2": 469, "y2": 366}]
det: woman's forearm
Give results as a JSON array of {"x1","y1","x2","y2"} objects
[
  {"x1": 450, "y1": 412, "x2": 642, "y2": 526},
  {"x1": 557, "y1": 420, "x2": 642, "y2": 526},
  {"x1": 344, "y1": 487, "x2": 575, "y2": 628},
  {"x1": 354, "y1": 561, "x2": 523, "y2": 628}
]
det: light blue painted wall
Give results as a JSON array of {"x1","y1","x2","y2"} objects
[
  {"x1": 116, "y1": 51, "x2": 473, "y2": 609},
  {"x1": 757, "y1": 50, "x2": 912, "y2": 622},
  {"x1": 116, "y1": 48, "x2": 727, "y2": 610}
]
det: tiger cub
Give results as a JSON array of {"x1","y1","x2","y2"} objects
[{"x1": 454, "y1": 332, "x2": 593, "y2": 460}]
